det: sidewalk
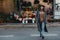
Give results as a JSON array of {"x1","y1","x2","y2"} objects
[{"x1": 0, "y1": 22, "x2": 60, "y2": 28}]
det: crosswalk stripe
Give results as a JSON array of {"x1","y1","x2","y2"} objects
[
  {"x1": 0, "y1": 35, "x2": 14, "y2": 37},
  {"x1": 30, "y1": 34, "x2": 58, "y2": 37}
]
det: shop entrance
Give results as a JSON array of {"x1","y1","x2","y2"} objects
[{"x1": 0, "y1": 0, "x2": 54, "y2": 24}]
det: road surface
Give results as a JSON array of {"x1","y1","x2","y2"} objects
[{"x1": 0, "y1": 26, "x2": 60, "y2": 40}]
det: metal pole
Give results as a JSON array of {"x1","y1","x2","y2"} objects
[
  {"x1": 53, "y1": 0, "x2": 55, "y2": 19},
  {"x1": 19, "y1": 0, "x2": 22, "y2": 14}
]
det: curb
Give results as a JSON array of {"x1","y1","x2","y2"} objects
[{"x1": 0, "y1": 23, "x2": 60, "y2": 28}]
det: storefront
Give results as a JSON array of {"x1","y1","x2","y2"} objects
[{"x1": 0, "y1": 0, "x2": 54, "y2": 23}]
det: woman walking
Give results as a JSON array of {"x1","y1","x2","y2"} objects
[{"x1": 36, "y1": 5, "x2": 48, "y2": 39}]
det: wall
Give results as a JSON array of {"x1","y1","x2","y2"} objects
[{"x1": 0, "y1": 0, "x2": 14, "y2": 14}]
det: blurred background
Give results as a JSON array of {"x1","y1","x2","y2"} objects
[
  {"x1": 0, "y1": 1, "x2": 60, "y2": 40},
  {"x1": 0, "y1": 0, "x2": 57, "y2": 23}
]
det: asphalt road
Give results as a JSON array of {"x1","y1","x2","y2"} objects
[{"x1": 0, "y1": 26, "x2": 60, "y2": 40}]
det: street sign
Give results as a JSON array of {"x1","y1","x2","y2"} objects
[
  {"x1": 54, "y1": 11, "x2": 60, "y2": 19},
  {"x1": 56, "y1": 0, "x2": 60, "y2": 4},
  {"x1": 54, "y1": 0, "x2": 60, "y2": 19}
]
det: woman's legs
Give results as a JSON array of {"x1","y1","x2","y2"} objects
[
  {"x1": 39, "y1": 21, "x2": 45, "y2": 39},
  {"x1": 41, "y1": 22, "x2": 45, "y2": 39},
  {"x1": 39, "y1": 22, "x2": 42, "y2": 37}
]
